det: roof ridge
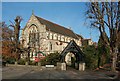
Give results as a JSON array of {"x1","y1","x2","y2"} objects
[
  {"x1": 35, "y1": 15, "x2": 79, "y2": 39},
  {"x1": 76, "y1": 34, "x2": 83, "y2": 39},
  {"x1": 70, "y1": 29, "x2": 79, "y2": 39},
  {"x1": 35, "y1": 15, "x2": 73, "y2": 31}
]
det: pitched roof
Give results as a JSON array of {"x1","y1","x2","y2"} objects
[
  {"x1": 35, "y1": 15, "x2": 79, "y2": 39},
  {"x1": 60, "y1": 40, "x2": 84, "y2": 62},
  {"x1": 76, "y1": 34, "x2": 83, "y2": 39},
  {"x1": 82, "y1": 39, "x2": 91, "y2": 40}
]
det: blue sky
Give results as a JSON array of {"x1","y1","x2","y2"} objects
[{"x1": 2, "y1": 2, "x2": 100, "y2": 42}]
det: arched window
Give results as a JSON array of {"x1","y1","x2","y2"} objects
[
  {"x1": 65, "y1": 37, "x2": 67, "y2": 42},
  {"x1": 28, "y1": 24, "x2": 39, "y2": 47},
  {"x1": 46, "y1": 32, "x2": 49, "y2": 39},
  {"x1": 54, "y1": 34, "x2": 57, "y2": 40},
  {"x1": 61, "y1": 36, "x2": 64, "y2": 41},
  {"x1": 58, "y1": 35, "x2": 61, "y2": 40},
  {"x1": 50, "y1": 42, "x2": 52, "y2": 51}
]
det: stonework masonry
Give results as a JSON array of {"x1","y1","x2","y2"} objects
[{"x1": 20, "y1": 13, "x2": 93, "y2": 62}]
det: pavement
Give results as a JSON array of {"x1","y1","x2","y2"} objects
[{"x1": 2, "y1": 65, "x2": 119, "y2": 79}]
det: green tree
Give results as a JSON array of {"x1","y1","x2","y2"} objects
[
  {"x1": 83, "y1": 45, "x2": 98, "y2": 69},
  {"x1": 97, "y1": 35, "x2": 110, "y2": 68}
]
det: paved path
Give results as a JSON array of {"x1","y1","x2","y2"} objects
[{"x1": 2, "y1": 66, "x2": 118, "y2": 79}]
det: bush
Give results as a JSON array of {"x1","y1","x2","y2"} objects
[
  {"x1": 29, "y1": 61, "x2": 37, "y2": 66},
  {"x1": 83, "y1": 44, "x2": 110, "y2": 70},
  {"x1": 2, "y1": 61, "x2": 6, "y2": 66},
  {"x1": 17, "y1": 59, "x2": 25, "y2": 65},
  {"x1": 83, "y1": 45, "x2": 98, "y2": 70},
  {"x1": 5, "y1": 57, "x2": 16, "y2": 64},
  {"x1": 40, "y1": 52, "x2": 60, "y2": 66}
]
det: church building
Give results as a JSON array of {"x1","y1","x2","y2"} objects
[{"x1": 20, "y1": 13, "x2": 85, "y2": 62}]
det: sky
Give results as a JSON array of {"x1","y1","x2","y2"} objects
[{"x1": 2, "y1": 2, "x2": 100, "y2": 42}]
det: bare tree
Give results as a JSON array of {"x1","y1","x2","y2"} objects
[
  {"x1": 1, "y1": 22, "x2": 16, "y2": 58},
  {"x1": 86, "y1": 2, "x2": 120, "y2": 71},
  {"x1": 9, "y1": 16, "x2": 23, "y2": 61},
  {"x1": 1, "y1": 22, "x2": 14, "y2": 42}
]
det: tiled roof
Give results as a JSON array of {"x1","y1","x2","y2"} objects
[
  {"x1": 76, "y1": 34, "x2": 83, "y2": 39},
  {"x1": 35, "y1": 15, "x2": 79, "y2": 39}
]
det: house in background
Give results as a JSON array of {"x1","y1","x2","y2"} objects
[{"x1": 82, "y1": 39, "x2": 93, "y2": 47}]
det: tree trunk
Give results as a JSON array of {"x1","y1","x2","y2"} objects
[
  {"x1": 111, "y1": 47, "x2": 118, "y2": 72},
  {"x1": 97, "y1": 55, "x2": 101, "y2": 68}
]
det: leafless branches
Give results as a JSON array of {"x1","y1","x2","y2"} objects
[{"x1": 86, "y1": 2, "x2": 120, "y2": 71}]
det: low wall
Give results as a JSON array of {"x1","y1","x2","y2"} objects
[
  {"x1": 6, "y1": 64, "x2": 56, "y2": 70},
  {"x1": 56, "y1": 62, "x2": 66, "y2": 70},
  {"x1": 6, "y1": 62, "x2": 85, "y2": 71},
  {"x1": 7, "y1": 64, "x2": 38, "y2": 67},
  {"x1": 79, "y1": 62, "x2": 85, "y2": 71}
]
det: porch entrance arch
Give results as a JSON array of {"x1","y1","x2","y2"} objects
[
  {"x1": 60, "y1": 40, "x2": 84, "y2": 63},
  {"x1": 58, "y1": 40, "x2": 85, "y2": 71}
]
